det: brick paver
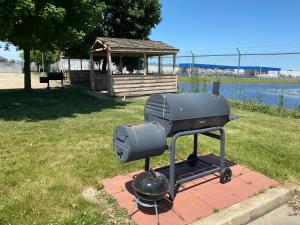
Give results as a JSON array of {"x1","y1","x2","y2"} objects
[{"x1": 100, "y1": 154, "x2": 278, "y2": 225}]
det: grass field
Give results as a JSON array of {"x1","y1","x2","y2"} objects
[
  {"x1": 0, "y1": 85, "x2": 299, "y2": 224},
  {"x1": 178, "y1": 76, "x2": 300, "y2": 84}
]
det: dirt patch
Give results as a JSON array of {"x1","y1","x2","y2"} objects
[
  {"x1": 81, "y1": 186, "x2": 133, "y2": 224},
  {"x1": 0, "y1": 72, "x2": 61, "y2": 89},
  {"x1": 82, "y1": 186, "x2": 104, "y2": 204}
]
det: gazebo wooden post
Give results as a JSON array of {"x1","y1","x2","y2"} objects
[
  {"x1": 107, "y1": 49, "x2": 113, "y2": 96},
  {"x1": 119, "y1": 56, "x2": 123, "y2": 74},
  {"x1": 143, "y1": 53, "x2": 147, "y2": 75},
  {"x1": 173, "y1": 54, "x2": 177, "y2": 92},
  {"x1": 68, "y1": 57, "x2": 71, "y2": 71},
  {"x1": 172, "y1": 54, "x2": 176, "y2": 75},
  {"x1": 107, "y1": 50, "x2": 112, "y2": 75},
  {"x1": 158, "y1": 55, "x2": 161, "y2": 74},
  {"x1": 90, "y1": 52, "x2": 95, "y2": 90},
  {"x1": 146, "y1": 56, "x2": 149, "y2": 74},
  {"x1": 59, "y1": 54, "x2": 63, "y2": 71}
]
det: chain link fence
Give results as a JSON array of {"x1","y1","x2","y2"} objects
[
  {"x1": 157, "y1": 49, "x2": 300, "y2": 78},
  {"x1": 2, "y1": 48, "x2": 300, "y2": 78},
  {"x1": 155, "y1": 49, "x2": 300, "y2": 110},
  {"x1": 0, "y1": 61, "x2": 22, "y2": 73}
]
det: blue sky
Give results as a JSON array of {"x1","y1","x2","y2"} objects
[
  {"x1": 1, "y1": 0, "x2": 300, "y2": 61},
  {"x1": 150, "y1": 0, "x2": 300, "y2": 53}
]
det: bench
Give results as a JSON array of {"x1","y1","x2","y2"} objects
[{"x1": 40, "y1": 72, "x2": 64, "y2": 88}]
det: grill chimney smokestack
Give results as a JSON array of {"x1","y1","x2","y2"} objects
[{"x1": 212, "y1": 81, "x2": 220, "y2": 95}]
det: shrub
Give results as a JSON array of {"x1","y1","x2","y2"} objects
[{"x1": 229, "y1": 99, "x2": 300, "y2": 119}]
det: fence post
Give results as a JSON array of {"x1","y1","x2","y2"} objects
[
  {"x1": 42, "y1": 53, "x2": 44, "y2": 74},
  {"x1": 237, "y1": 48, "x2": 241, "y2": 77},
  {"x1": 158, "y1": 55, "x2": 161, "y2": 74},
  {"x1": 190, "y1": 51, "x2": 195, "y2": 77}
]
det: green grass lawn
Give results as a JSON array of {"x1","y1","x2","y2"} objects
[
  {"x1": 0, "y1": 85, "x2": 299, "y2": 224},
  {"x1": 31, "y1": 72, "x2": 45, "y2": 77},
  {"x1": 178, "y1": 76, "x2": 300, "y2": 84}
]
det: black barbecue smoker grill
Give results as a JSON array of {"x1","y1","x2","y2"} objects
[{"x1": 113, "y1": 82, "x2": 238, "y2": 201}]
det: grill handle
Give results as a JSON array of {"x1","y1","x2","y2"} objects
[
  {"x1": 150, "y1": 168, "x2": 157, "y2": 178},
  {"x1": 229, "y1": 114, "x2": 240, "y2": 121},
  {"x1": 116, "y1": 133, "x2": 127, "y2": 142},
  {"x1": 212, "y1": 81, "x2": 220, "y2": 95}
]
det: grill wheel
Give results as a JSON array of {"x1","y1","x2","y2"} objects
[{"x1": 220, "y1": 167, "x2": 232, "y2": 184}]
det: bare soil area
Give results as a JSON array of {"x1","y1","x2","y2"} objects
[{"x1": 0, "y1": 72, "x2": 61, "y2": 89}]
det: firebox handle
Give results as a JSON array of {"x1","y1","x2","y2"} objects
[{"x1": 229, "y1": 114, "x2": 240, "y2": 121}]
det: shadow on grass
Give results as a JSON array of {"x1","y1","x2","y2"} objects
[{"x1": 0, "y1": 85, "x2": 131, "y2": 121}]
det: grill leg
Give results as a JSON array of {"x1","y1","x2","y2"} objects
[
  {"x1": 220, "y1": 128, "x2": 225, "y2": 173},
  {"x1": 154, "y1": 201, "x2": 160, "y2": 225},
  {"x1": 145, "y1": 158, "x2": 150, "y2": 171},
  {"x1": 193, "y1": 134, "x2": 198, "y2": 157},
  {"x1": 128, "y1": 200, "x2": 138, "y2": 219},
  {"x1": 169, "y1": 137, "x2": 176, "y2": 201}
]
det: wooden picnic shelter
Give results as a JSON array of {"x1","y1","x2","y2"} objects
[{"x1": 89, "y1": 37, "x2": 179, "y2": 97}]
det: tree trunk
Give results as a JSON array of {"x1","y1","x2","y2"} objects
[
  {"x1": 101, "y1": 58, "x2": 107, "y2": 73},
  {"x1": 24, "y1": 48, "x2": 31, "y2": 92}
]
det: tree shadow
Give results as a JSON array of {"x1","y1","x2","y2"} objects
[{"x1": 0, "y1": 85, "x2": 132, "y2": 121}]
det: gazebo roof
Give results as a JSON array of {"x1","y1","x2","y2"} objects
[{"x1": 91, "y1": 37, "x2": 179, "y2": 56}]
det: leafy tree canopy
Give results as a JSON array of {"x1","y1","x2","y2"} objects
[
  {"x1": 0, "y1": 0, "x2": 104, "y2": 51},
  {"x1": 104, "y1": 0, "x2": 161, "y2": 72},
  {"x1": 0, "y1": 0, "x2": 104, "y2": 91},
  {"x1": 67, "y1": 0, "x2": 162, "y2": 73},
  {"x1": 103, "y1": 0, "x2": 161, "y2": 38},
  {"x1": 0, "y1": 0, "x2": 161, "y2": 90},
  {"x1": 20, "y1": 50, "x2": 61, "y2": 72}
]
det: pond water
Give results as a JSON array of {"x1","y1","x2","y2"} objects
[{"x1": 178, "y1": 83, "x2": 300, "y2": 109}]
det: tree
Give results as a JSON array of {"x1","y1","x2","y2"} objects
[
  {"x1": 31, "y1": 50, "x2": 61, "y2": 72},
  {"x1": 20, "y1": 50, "x2": 61, "y2": 72},
  {"x1": 103, "y1": 0, "x2": 161, "y2": 38},
  {"x1": 74, "y1": 0, "x2": 162, "y2": 73},
  {"x1": 103, "y1": 0, "x2": 161, "y2": 72},
  {"x1": 0, "y1": 0, "x2": 161, "y2": 91},
  {"x1": 0, "y1": 0, "x2": 104, "y2": 91}
]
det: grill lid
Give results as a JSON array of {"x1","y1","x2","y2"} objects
[
  {"x1": 144, "y1": 92, "x2": 232, "y2": 136},
  {"x1": 145, "y1": 92, "x2": 230, "y2": 121}
]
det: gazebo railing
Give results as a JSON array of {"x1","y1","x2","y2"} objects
[{"x1": 109, "y1": 74, "x2": 177, "y2": 96}]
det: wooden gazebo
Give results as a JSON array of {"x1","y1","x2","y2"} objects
[{"x1": 89, "y1": 37, "x2": 179, "y2": 97}]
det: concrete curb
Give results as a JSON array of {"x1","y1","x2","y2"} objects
[{"x1": 192, "y1": 186, "x2": 299, "y2": 225}]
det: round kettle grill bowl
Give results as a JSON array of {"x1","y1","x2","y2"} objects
[{"x1": 132, "y1": 170, "x2": 169, "y2": 201}]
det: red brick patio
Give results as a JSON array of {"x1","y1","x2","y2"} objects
[{"x1": 101, "y1": 154, "x2": 278, "y2": 225}]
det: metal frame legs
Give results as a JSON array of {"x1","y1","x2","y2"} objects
[
  {"x1": 130, "y1": 197, "x2": 161, "y2": 225},
  {"x1": 145, "y1": 158, "x2": 150, "y2": 171},
  {"x1": 193, "y1": 134, "x2": 198, "y2": 158},
  {"x1": 168, "y1": 126, "x2": 225, "y2": 201}
]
